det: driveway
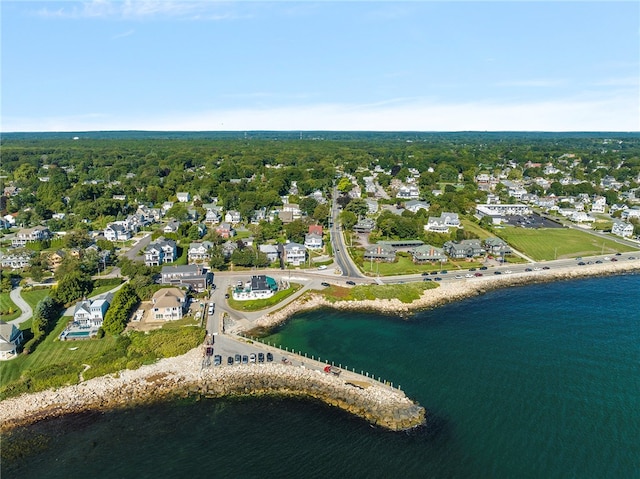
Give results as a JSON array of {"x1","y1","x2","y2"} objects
[{"x1": 9, "y1": 287, "x2": 33, "y2": 327}]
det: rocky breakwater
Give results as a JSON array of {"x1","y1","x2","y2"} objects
[
  {"x1": 0, "y1": 347, "x2": 425, "y2": 433},
  {"x1": 199, "y1": 364, "x2": 425, "y2": 431}
]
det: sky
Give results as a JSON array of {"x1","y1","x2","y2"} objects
[{"x1": 1, "y1": 0, "x2": 639, "y2": 132}]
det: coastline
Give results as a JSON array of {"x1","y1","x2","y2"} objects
[
  {"x1": 1, "y1": 259, "x2": 638, "y2": 434},
  {"x1": 255, "y1": 259, "x2": 640, "y2": 330}
]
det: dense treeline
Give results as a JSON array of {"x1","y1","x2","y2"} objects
[{"x1": 2, "y1": 133, "x2": 638, "y2": 232}]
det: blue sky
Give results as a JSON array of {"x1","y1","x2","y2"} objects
[{"x1": 2, "y1": 1, "x2": 639, "y2": 132}]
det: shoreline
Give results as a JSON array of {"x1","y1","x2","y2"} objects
[
  {"x1": 254, "y1": 259, "x2": 640, "y2": 330},
  {"x1": 1, "y1": 259, "x2": 638, "y2": 433}
]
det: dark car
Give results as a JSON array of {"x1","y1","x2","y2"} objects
[
  {"x1": 224, "y1": 293, "x2": 230, "y2": 299},
  {"x1": 321, "y1": 282, "x2": 330, "y2": 287},
  {"x1": 423, "y1": 278, "x2": 432, "y2": 281},
  {"x1": 434, "y1": 277, "x2": 442, "y2": 281},
  {"x1": 440, "y1": 270, "x2": 448, "y2": 274},
  {"x1": 346, "y1": 280, "x2": 356, "y2": 286},
  {"x1": 266, "y1": 352, "x2": 273, "y2": 362},
  {"x1": 227, "y1": 356, "x2": 234, "y2": 365},
  {"x1": 214, "y1": 355, "x2": 222, "y2": 366},
  {"x1": 524, "y1": 268, "x2": 532, "y2": 272},
  {"x1": 242, "y1": 355, "x2": 248, "y2": 364},
  {"x1": 258, "y1": 353, "x2": 265, "y2": 363},
  {"x1": 494, "y1": 271, "x2": 502, "y2": 275},
  {"x1": 479, "y1": 266, "x2": 488, "y2": 270},
  {"x1": 577, "y1": 262, "x2": 586, "y2": 266},
  {"x1": 421, "y1": 272, "x2": 430, "y2": 276},
  {"x1": 468, "y1": 268, "x2": 476, "y2": 271},
  {"x1": 235, "y1": 354, "x2": 241, "y2": 363},
  {"x1": 543, "y1": 266, "x2": 550, "y2": 270}
]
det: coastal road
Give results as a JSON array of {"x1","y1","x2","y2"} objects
[{"x1": 329, "y1": 188, "x2": 363, "y2": 278}]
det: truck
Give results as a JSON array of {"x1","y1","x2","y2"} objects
[{"x1": 323, "y1": 365, "x2": 341, "y2": 376}]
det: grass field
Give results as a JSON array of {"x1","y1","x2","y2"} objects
[
  {"x1": 495, "y1": 227, "x2": 637, "y2": 261},
  {"x1": 354, "y1": 250, "x2": 485, "y2": 276},
  {"x1": 0, "y1": 293, "x2": 20, "y2": 321},
  {"x1": 322, "y1": 281, "x2": 438, "y2": 304},
  {"x1": 227, "y1": 283, "x2": 303, "y2": 312}
]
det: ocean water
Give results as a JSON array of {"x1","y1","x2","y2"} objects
[{"x1": 4, "y1": 274, "x2": 640, "y2": 479}]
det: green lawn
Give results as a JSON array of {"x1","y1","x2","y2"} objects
[
  {"x1": 495, "y1": 227, "x2": 637, "y2": 261},
  {"x1": 322, "y1": 281, "x2": 438, "y2": 304},
  {"x1": 0, "y1": 293, "x2": 20, "y2": 321},
  {"x1": 354, "y1": 250, "x2": 485, "y2": 276},
  {"x1": 227, "y1": 283, "x2": 303, "y2": 312}
]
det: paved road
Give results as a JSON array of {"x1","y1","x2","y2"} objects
[{"x1": 9, "y1": 287, "x2": 32, "y2": 327}]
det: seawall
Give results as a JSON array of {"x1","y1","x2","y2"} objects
[{"x1": 0, "y1": 347, "x2": 425, "y2": 433}]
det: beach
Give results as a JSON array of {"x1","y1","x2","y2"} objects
[{"x1": 2, "y1": 258, "x2": 639, "y2": 433}]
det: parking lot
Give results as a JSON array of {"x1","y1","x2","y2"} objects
[{"x1": 503, "y1": 213, "x2": 563, "y2": 229}]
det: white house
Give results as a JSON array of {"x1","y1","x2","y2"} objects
[
  {"x1": 0, "y1": 321, "x2": 24, "y2": 360},
  {"x1": 304, "y1": 233, "x2": 323, "y2": 250},
  {"x1": 224, "y1": 210, "x2": 242, "y2": 224},
  {"x1": 11, "y1": 226, "x2": 52, "y2": 247},
  {"x1": 176, "y1": 192, "x2": 191, "y2": 203},
  {"x1": 145, "y1": 238, "x2": 177, "y2": 266},
  {"x1": 259, "y1": 244, "x2": 280, "y2": 263},
  {"x1": 280, "y1": 242, "x2": 306, "y2": 266},
  {"x1": 611, "y1": 220, "x2": 634, "y2": 238},
  {"x1": 232, "y1": 275, "x2": 278, "y2": 301},
  {"x1": 404, "y1": 200, "x2": 430, "y2": 213},
  {"x1": 188, "y1": 241, "x2": 214, "y2": 264},
  {"x1": 104, "y1": 223, "x2": 131, "y2": 242},
  {"x1": 424, "y1": 212, "x2": 461, "y2": 233}
]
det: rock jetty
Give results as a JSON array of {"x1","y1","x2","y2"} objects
[{"x1": 0, "y1": 347, "x2": 425, "y2": 433}]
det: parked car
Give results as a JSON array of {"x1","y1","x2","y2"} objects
[
  {"x1": 249, "y1": 353, "x2": 256, "y2": 363},
  {"x1": 346, "y1": 280, "x2": 356, "y2": 286},
  {"x1": 479, "y1": 266, "x2": 488, "y2": 270},
  {"x1": 440, "y1": 270, "x2": 448, "y2": 274},
  {"x1": 455, "y1": 275, "x2": 463, "y2": 279},
  {"x1": 423, "y1": 278, "x2": 432, "y2": 281},
  {"x1": 434, "y1": 277, "x2": 442, "y2": 281},
  {"x1": 227, "y1": 356, "x2": 234, "y2": 365},
  {"x1": 242, "y1": 355, "x2": 248, "y2": 364},
  {"x1": 235, "y1": 354, "x2": 241, "y2": 363},
  {"x1": 474, "y1": 273, "x2": 483, "y2": 277},
  {"x1": 258, "y1": 353, "x2": 265, "y2": 363},
  {"x1": 494, "y1": 271, "x2": 502, "y2": 275},
  {"x1": 321, "y1": 282, "x2": 330, "y2": 287},
  {"x1": 542, "y1": 266, "x2": 550, "y2": 270},
  {"x1": 468, "y1": 268, "x2": 476, "y2": 271},
  {"x1": 225, "y1": 293, "x2": 230, "y2": 299},
  {"x1": 524, "y1": 268, "x2": 533, "y2": 271},
  {"x1": 317, "y1": 265, "x2": 327, "y2": 270},
  {"x1": 214, "y1": 355, "x2": 222, "y2": 366},
  {"x1": 421, "y1": 272, "x2": 430, "y2": 276},
  {"x1": 266, "y1": 352, "x2": 273, "y2": 362}
]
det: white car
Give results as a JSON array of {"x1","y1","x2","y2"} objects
[
  {"x1": 465, "y1": 273, "x2": 474, "y2": 278},
  {"x1": 317, "y1": 265, "x2": 327, "y2": 270},
  {"x1": 504, "y1": 270, "x2": 512, "y2": 274},
  {"x1": 533, "y1": 267, "x2": 542, "y2": 271}
]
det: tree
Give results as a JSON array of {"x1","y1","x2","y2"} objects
[
  {"x1": 345, "y1": 198, "x2": 368, "y2": 218},
  {"x1": 337, "y1": 177, "x2": 353, "y2": 193},
  {"x1": 52, "y1": 270, "x2": 93, "y2": 306},
  {"x1": 102, "y1": 283, "x2": 139, "y2": 335},
  {"x1": 284, "y1": 219, "x2": 308, "y2": 244},
  {"x1": 299, "y1": 197, "x2": 319, "y2": 216},
  {"x1": 312, "y1": 203, "x2": 331, "y2": 226},
  {"x1": 30, "y1": 296, "x2": 60, "y2": 342},
  {"x1": 339, "y1": 210, "x2": 357, "y2": 230}
]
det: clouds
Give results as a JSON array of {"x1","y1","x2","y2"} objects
[
  {"x1": 5, "y1": 90, "x2": 636, "y2": 132},
  {"x1": 34, "y1": 0, "x2": 239, "y2": 21}
]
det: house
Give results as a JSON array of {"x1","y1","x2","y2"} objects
[
  {"x1": 425, "y1": 212, "x2": 461, "y2": 233},
  {"x1": 308, "y1": 224, "x2": 323, "y2": 236},
  {"x1": 282, "y1": 203, "x2": 302, "y2": 218},
  {"x1": 72, "y1": 294, "x2": 113, "y2": 329},
  {"x1": 151, "y1": 287, "x2": 188, "y2": 321},
  {"x1": 0, "y1": 251, "x2": 33, "y2": 269},
  {"x1": 259, "y1": 244, "x2": 280, "y2": 263},
  {"x1": 443, "y1": 240, "x2": 485, "y2": 259},
  {"x1": 221, "y1": 241, "x2": 238, "y2": 258},
  {"x1": 280, "y1": 242, "x2": 306, "y2": 266},
  {"x1": 410, "y1": 245, "x2": 447, "y2": 264},
  {"x1": 621, "y1": 207, "x2": 640, "y2": 221},
  {"x1": 363, "y1": 244, "x2": 397, "y2": 263},
  {"x1": 483, "y1": 238, "x2": 512, "y2": 256},
  {"x1": 176, "y1": 192, "x2": 191, "y2": 203},
  {"x1": 11, "y1": 226, "x2": 51, "y2": 247},
  {"x1": 591, "y1": 196, "x2": 607, "y2": 214},
  {"x1": 277, "y1": 211, "x2": 294, "y2": 224},
  {"x1": 232, "y1": 275, "x2": 279, "y2": 301},
  {"x1": 396, "y1": 185, "x2": 420, "y2": 200},
  {"x1": 187, "y1": 241, "x2": 214, "y2": 264},
  {"x1": 611, "y1": 220, "x2": 634, "y2": 238},
  {"x1": 304, "y1": 233, "x2": 323, "y2": 250},
  {"x1": 144, "y1": 238, "x2": 177, "y2": 266},
  {"x1": 104, "y1": 223, "x2": 132, "y2": 242},
  {"x1": 224, "y1": 210, "x2": 242, "y2": 224},
  {"x1": 404, "y1": 200, "x2": 430, "y2": 213},
  {"x1": 0, "y1": 321, "x2": 24, "y2": 360},
  {"x1": 353, "y1": 218, "x2": 376, "y2": 233},
  {"x1": 163, "y1": 220, "x2": 181, "y2": 234},
  {"x1": 161, "y1": 264, "x2": 213, "y2": 292},
  {"x1": 48, "y1": 250, "x2": 66, "y2": 271},
  {"x1": 215, "y1": 222, "x2": 235, "y2": 239}
]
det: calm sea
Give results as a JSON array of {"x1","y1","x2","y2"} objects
[{"x1": 4, "y1": 274, "x2": 640, "y2": 479}]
